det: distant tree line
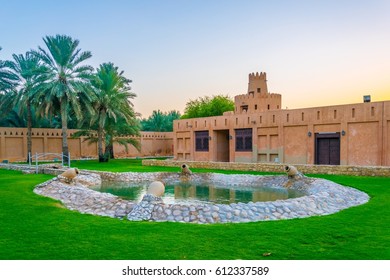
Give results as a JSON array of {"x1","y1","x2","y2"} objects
[{"x1": 140, "y1": 110, "x2": 181, "y2": 132}]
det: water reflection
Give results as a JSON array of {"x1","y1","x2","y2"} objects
[{"x1": 92, "y1": 181, "x2": 304, "y2": 204}]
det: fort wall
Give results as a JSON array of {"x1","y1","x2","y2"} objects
[{"x1": 0, "y1": 128, "x2": 173, "y2": 162}]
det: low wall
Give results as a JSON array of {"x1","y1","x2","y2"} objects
[
  {"x1": 142, "y1": 159, "x2": 390, "y2": 177},
  {"x1": 0, "y1": 127, "x2": 173, "y2": 162}
]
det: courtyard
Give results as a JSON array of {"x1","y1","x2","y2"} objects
[{"x1": 0, "y1": 159, "x2": 389, "y2": 260}]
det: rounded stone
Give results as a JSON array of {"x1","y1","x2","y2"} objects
[{"x1": 147, "y1": 181, "x2": 165, "y2": 197}]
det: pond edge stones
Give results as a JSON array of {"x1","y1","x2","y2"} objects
[
  {"x1": 33, "y1": 167, "x2": 370, "y2": 224},
  {"x1": 127, "y1": 181, "x2": 165, "y2": 221}
]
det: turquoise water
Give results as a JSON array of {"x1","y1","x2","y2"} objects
[{"x1": 92, "y1": 181, "x2": 304, "y2": 204}]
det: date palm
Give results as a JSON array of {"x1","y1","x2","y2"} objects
[
  {"x1": 7, "y1": 52, "x2": 46, "y2": 162},
  {"x1": 0, "y1": 47, "x2": 18, "y2": 93},
  {"x1": 91, "y1": 62, "x2": 138, "y2": 162},
  {"x1": 32, "y1": 35, "x2": 95, "y2": 163}
]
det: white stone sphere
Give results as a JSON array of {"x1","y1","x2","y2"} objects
[{"x1": 147, "y1": 181, "x2": 165, "y2": 197}]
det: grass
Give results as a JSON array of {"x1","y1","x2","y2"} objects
[{"x1": 0, "y1": 159, "x2": 389, "y2": 260}]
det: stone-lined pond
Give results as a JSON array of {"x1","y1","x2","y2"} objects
[
  {"x1": 33, "y1": 170, "x2": 370, "y2": 224},
  {"x1": 91, "y1": 180, "x2": 305, "y2": 204}
]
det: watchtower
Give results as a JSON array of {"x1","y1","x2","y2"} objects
[{"x1": 234, "y1": 72, "x2": 282, "y2": 114}]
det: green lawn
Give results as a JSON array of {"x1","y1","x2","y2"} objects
[{"x1": 0, "y1": 160, "x2": 389, "y2": 260}]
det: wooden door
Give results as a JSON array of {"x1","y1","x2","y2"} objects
[{"x1": 315, "y1": 133, "x2": 340, "y2": 165}]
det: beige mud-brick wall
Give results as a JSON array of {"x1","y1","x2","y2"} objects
[
  {"x1": 0, "y1": 128, "x2": 173, "y2": 162},
  {"x1": 114, "y1": 132, "x2": 173, "y2": 158},
  {"x1": 348, "y1": 122, "x2": 380, "y2": 166},
  {"x1": 283, "y1": 126, "x2": 308, "y2": 164},
  {"x1": 174, "y1": 101, "x2": 390, "y2": 166}
]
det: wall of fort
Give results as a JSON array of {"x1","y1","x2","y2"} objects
[
  {"x1": 0, "y1": 127, "x2": 173, "y2": 162},
  {"x1": 173, "y1": 100, "x2": 390, "y2": 166}
]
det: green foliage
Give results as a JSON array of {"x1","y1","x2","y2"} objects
[
  {"x1": 141, "y1": 110, "x2": 181, "y2": 132},
  {"x1": 1, "y1": 161, "x2": 389, "y2": 260},
  {"x1": 0, "y1": 47, "x2": 19, "y2": 93},
  {"x1": 181, "y1": 95, "x2": 234, "y2": 119}
]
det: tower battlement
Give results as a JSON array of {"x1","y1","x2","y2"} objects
[
  {"x1": 235, "y1": 71, "x2": 282, "y2": 114},
  {"x1": 248, "y1": 72, "x2": 267, "y2": 81},
  {"x1": 248, "y1": 72, "x2": 268, "y2": 95}
]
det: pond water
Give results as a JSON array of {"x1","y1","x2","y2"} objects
[{"x1": 91, "y1": 180, "x2": 305, "y2": 205}]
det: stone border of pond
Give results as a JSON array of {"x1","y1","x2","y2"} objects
[{"x1": 33, "y1": 170, "x2": 370, "y2": 224}]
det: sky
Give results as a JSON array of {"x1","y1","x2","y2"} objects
[{"x1": 1, "y1": 0, "x2": 389, "y2": 117}]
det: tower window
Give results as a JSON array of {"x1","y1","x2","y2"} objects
[
  {"x1": 257, "y1": 88, "x2": 261, "y2": 93},
  {"x1": 267, "y1": 104, "x2": 270, "y2": 110},
  {"x1": 255, "y1": 105, "x2": 257, "y2": 110}
]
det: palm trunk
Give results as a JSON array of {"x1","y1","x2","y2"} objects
[
  {"x1": 97, "y1": 125, "x2": 105, "y2": 162},
  {"x1": 98, "y1": 109, "x2": 106, "y2": 162},
  {"x1": 104, "y1": 142, "x2": 114, "y2": 159},
  {"x1": 60, "y1": 98, "x2": 69, "y2": 164},
  {"x1": 26, "y1": 102, "x2": 32, "y2": 163}
]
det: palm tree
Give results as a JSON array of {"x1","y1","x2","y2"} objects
[
  {"x1": 32, "y1": 35, "x2": 95, "y2": 163},
  {"x1": 0, "y1": 47, "x2": 18, "y2": 93},
  {"x1": 103, "y1": 115, "x2": 140, "y2": 159},
  {"x1": 91, "y1": 62, "x2": 138, "y2": 162},
  {"x1": 7, "y1": 52, "x2": 46, "y2": 162}
]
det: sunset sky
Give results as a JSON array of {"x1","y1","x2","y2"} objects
[{"x1": 1, "y1": 0, "x2": 389, "y2": 117}]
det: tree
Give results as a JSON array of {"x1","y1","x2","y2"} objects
[
  {"x1": 72, "y1": 116, "x2": 140, "y2": 160},
  {"x1": 0, "y1": 47, "x2": 18, "y2": 93},
  {"x1": 103, "y1": 116, "x2": 140, "y2": 159},
  {"x1": 181, "y1": 95, "x2": 234, "y2": 119},
  {"x1": 141, "y1": 110, "x2": 181, "y2": 132},
  {"x1": 32, "y1": 35, "x2": 95, "y2": 163},
  {"x1": 91, "y1": 62, "x2": 138, "y2": 162},
  {"x1": 7, "y1": 52, "x2": 45, "y2": 162}
]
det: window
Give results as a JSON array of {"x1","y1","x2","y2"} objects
[
  {"x1": 235, "y1": 128, "x2": 252, "y2": 151},
  {"x1": 255, "y1": 104, "x2": 258, "y2": 110},
  {"x1": 195, "y1": 131, "x2": 209, "y2": 151},
  {"x1": 257, "y1": 88, "x2": 261, "y2": 93}
]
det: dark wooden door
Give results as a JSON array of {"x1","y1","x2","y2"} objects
[{"x1": 315, "y1": 133, "x2": 340, "y2": 165}]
